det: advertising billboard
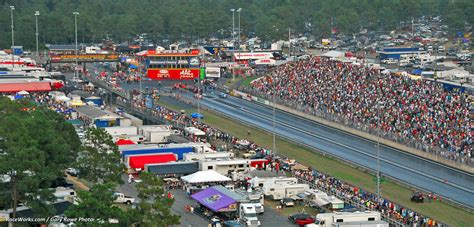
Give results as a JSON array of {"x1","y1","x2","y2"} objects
[
  {"x1": 50, "y1": 54, "x2": 119, "y2": 63},
  {"x1": 147, "y1": 69, "x2": 200, "y2": 80}
]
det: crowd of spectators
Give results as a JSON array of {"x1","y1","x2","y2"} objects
[{"x1": 247, "y1": 57, "x2": 472, "y2": 165}]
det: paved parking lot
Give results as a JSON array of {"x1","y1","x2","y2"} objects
[{"x1": 170, "y1": 189, "x2": 292, "y2": 227}]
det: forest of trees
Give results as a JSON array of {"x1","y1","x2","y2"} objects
[{"x1": 0, "y1": 0, "x2": 472, "y2": 49}]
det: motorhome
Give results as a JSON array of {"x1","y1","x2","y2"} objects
[
  {"x1": 262, "y1": 182, "x2": 310, "y2": 200},
  {"x1": 303, "y1": 189, "x2": 345, "y2": 210},
  {"x1": 314, "y1": 211, "x2": 388, "y2": 227},
  {"x1": 235, "y1": 189, "x2": 265, "y2": 214},
  {"x1": 248, "y1": 176, "x2": 298, "y2": 189},
  {"x1": 138, "y1": 125, "x2": 177, "y2": 143}
]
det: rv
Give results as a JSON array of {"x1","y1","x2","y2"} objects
[
  {"x1": 303, "y1": 189, "x2": 345, "y2": 210},
  {"x1": 235, "y1": 189, "x2": 265, "y2": 214},
  {"x1": 248, "y1": 177, "x2": 298, "y2": 189},
  {"x1": 262, "y1": 182, "x2": 310, "y2": 200},
  {"x1": 139, "y1": 125, "x2": 178, "y2": 143},
  {"x1": 314, "y1": 211, "x2": 388, "y2": 227}
]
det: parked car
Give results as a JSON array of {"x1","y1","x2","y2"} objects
[
  {"x1": 218, "y1": 92, "x2": 228, "y2": 98},
  {"x1": 411, "y1": 192, "x2": 424, "y2": 203},
  {"x1": 281, "y1": 198, "x2": 295, "y2": 207},
  {"x1": 66, "y1": 168, "x2": 80, "y2": 177},
  {"x1": 289, "y1": 213, "x2": 315, "y2": 226}
]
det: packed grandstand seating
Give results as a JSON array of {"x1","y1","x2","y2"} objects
[{"x1": 247, "y1": 57, "x2": 472, "y2": 164}]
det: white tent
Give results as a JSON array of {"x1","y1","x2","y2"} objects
[
  {"x1": 181, "y1": 170, "x2": 231, "y2": 184},
  {"x1": 17, "y1": 90, "x2": 29, "y2": 95},
  {"x1": 322, "y1": 50, "x2": 344, "y2": 58}
]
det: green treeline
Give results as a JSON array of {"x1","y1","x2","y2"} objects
[{"x1": 0, "y1": 0, "x2": 472, "y2": 49}]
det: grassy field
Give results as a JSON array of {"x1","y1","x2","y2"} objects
[{"x1": 156, "y1": 98, "x2": 474, "y2": 226}]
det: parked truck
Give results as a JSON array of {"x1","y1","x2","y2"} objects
[
  {"x1": 239, "y1": 203, "x2": 261, "y2": 226},
  {"x1": 113, "y1": 192, "x2": 135, "y2": 205}
]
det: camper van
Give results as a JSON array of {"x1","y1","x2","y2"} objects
[
  {"x1": 262, "y1": 182, "x2": 310, "y2": 200},
  {"x1": 314, "y1": 211, "x2": 388, "y2": 227},
  {"x1": 303, "y1": 189, "x2": 345, "y2": 210},
  {"x1": 248, "y1": 177, "x2": 298, "y2": 189}
]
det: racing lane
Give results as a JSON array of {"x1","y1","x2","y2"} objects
[{"x1": 175, "y1": 91, "x2": 474, "y2": 208}]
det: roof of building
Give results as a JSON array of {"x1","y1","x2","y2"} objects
[
  {"x1": 75, "y1": 105, "x2": 121, "y2": 120},
  {"x1": 145, "y1": 161, "x2": 199, "y2": 175},
  {"x1": 1, "y1": 200, "x2": 72, "y2": 218},
  {"x1": 0, "y1": 82, "x2": 51, "y2": 93}
]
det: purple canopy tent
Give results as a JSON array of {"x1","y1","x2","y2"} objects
[{"x1": 191, "y1": 187, "x2": 236, "y2": 212}]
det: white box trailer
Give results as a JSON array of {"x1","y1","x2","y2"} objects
[
  {"x1": 248, "y1": 176, "x2": 298, "y2": 189},
  {"x1": 165, "y1": 142, "x2": 215, "y2": 153},
  {"x1": 122, "y1": 112, "x2": 143, "y2": 126},
  {"x1": 104, "y1": 126, "x2": 138, "y2": 136},
  {"x1": 199, "y1": 159, "x2": 251, "y2": 176},
  {"x1": 184, "y1": 127, "x2": 206, "y2": 141},
  {"x1": 314, "y1": 211, "x2": 386, "y2": 227},
  {"x1": 139, "y1": 125, "x2": 177, "y2": 143},
  {"x1": 183, "y1": 152, "x2": 234, "y2": 161},
  {"x1": 263, "y1": 182, "x2": 310, "y2": 200}
]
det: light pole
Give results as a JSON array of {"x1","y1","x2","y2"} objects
[
  {"x1": 376, "y1": 100, "x2": 384, "y2": 200},
  {"x1": 35, "y1": 11, "x2": 40, "y2": 57},
  {"x1": 230, "y1": 9, "x2": 235, "y2": 41},
  {"x1": 237, "y1": 8, "x2": 242, "y2": 51},
  {"x1": 10, "y1": 6, "x2": 15, "y2": 69},
  {"x1": 73, "y1": 12, "x2": 80, "y2": 78},
  {"x1": 272, "y1": 76, "x2": 277, "y2": 156},
  {"x1": 288, "y1": 28, "x2": 291, "y2": 59}
]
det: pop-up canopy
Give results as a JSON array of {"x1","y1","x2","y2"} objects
[{"x1": 191, "y1": 187, "x2": 236, "y2": 212}]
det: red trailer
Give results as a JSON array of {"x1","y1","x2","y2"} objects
[
  {"x1": 250, "y1": 159, "x2": 270, "y2": 169},
  {"x1": 128, "y1": 153, "x2": 177, "y2": 170}
]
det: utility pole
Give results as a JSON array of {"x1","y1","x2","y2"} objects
[
  {"x1": 288, "y1": 28, "x2": 291, "y2": 59},
  {"x1": 237, "y1": 8, "x2": 242, "y2": 51},
  {"x1": 73, "y1": 12, "x2": 80, "y2": 78},
  {"x1": 230, "y1": 9, "x2": 235, "y2": 41},
  {"x1": 376, "y1": 101, "x2": 382, "y2": 200},
  {"x1": 10, "y1": 6, "x2": 15, "y2": 69},
  {"x1": 35, "y1": 11, "x2": 40, "y2": 57},
  {"x1": 272, "y1": 77, "x2": 277, "y2": 156}
]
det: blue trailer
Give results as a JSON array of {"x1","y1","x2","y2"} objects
[{"x1": 121, "y1": 147, "x2": 194, "y2": 160}]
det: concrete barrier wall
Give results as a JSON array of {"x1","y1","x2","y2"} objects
[{"x1": 233, "y1": 90, "x2": 474, "y2": 173}]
